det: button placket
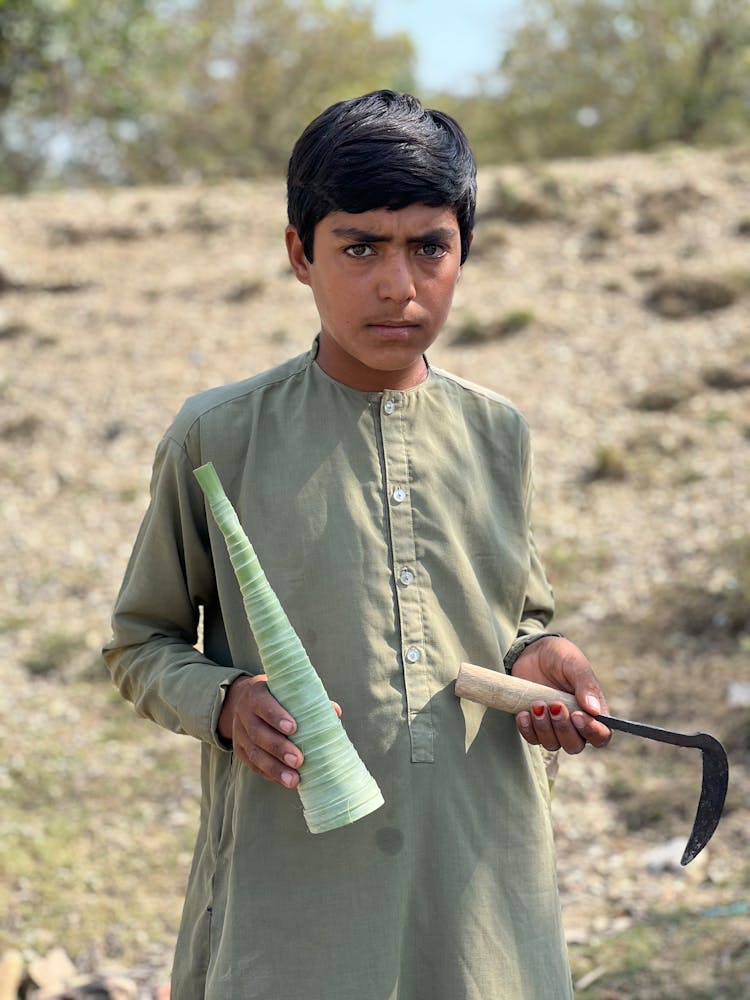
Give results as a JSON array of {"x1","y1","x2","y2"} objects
[{"x1": 378, "y1": 393, "x2": 433, "y2": 763}]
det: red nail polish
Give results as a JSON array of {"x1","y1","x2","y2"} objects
[
  {"x1": 549, "y1": 703, "x2": 563, "y2": 717},
  {"x1": 532, "y1": 704, "x2": 545, "y2": 718}
]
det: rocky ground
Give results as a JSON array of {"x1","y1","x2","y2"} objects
[{"x1": 1, "y1": 143, "x2": 749, "y2": 998}]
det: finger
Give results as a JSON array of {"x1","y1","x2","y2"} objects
[
  {"x1": 245, "y1": 675, "x2": 298, "y2": 736},
  {"x1": 574, "y1": 688, "x2": 606, "y2": 718},
  {"x1": 235, "y1": 737, "x2": 301, "y2": 789},
  {"x1": 332, "y1": 701, "x2": 343, "y2": 718},
  {"x1": 238, "y1": 713, "x2": 304, "y2": 770},
  {"x1": 569, "y1": 672, "x2": 609, "y2": 719},
  {"x1": 548, "y1": 702, "x2": 586, "y2": 755},
  {"x1": 571, "y1": 711, "x2": 613, "y2": 748},
  {"x1": 516, "y1": 710, "x2": 540, "y2": 745},
  {"x1": 527, "y1": 702, "x2": 561, "y2": 753},
  {"x1": 234, "y1": 711, "x2": 303, "y2": 786}
]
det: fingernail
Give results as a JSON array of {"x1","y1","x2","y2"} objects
[
  {"x1": 532, "y1": 704, "x2": 545, "y2": 718},
  {"x1": 549, "y1": 702, "x2": 563, "y2": 717},
  {"x1": 284, "y1": 752, "x2": 299, "y2": 766},
  {"x1": 571, "y1": 711, "x2": 586, "y2": 730},
  {"x1": 517, "y1": 711, "x2": 531, "y2": 730},
  {"x1": 279, "y1": 719, "x2": 294, "y2": 734},
  {"x1": 586, "y1": 696, "x2": 601, "y2": 715},
  {"x1": 281, "y1": 770, "x2": 296, "y2": 787}
]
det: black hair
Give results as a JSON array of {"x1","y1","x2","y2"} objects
[{"x1": 287, "y1": 90, "x2": 477, "y2": 264}]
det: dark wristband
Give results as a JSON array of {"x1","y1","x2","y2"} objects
[{"x1": 503, "y1": 633, "x2": 563, "y2": 674}]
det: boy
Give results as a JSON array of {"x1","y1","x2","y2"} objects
[{"x1": 104, "y1": 90, "x2": 611, "y2": 1000}]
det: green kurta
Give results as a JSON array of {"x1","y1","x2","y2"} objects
[{"x1": 104, "y1": 340, "x2": 573, "y2": 1000}]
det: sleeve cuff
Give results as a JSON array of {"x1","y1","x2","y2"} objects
[
  {"x1": 209, "y1": 670, "x2": 253, "y2": 750},
  {"x1": 503, "y1": 632, "x2": 563, "y2": 675}
]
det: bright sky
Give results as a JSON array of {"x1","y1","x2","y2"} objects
[{"x1": 371, "y1": 0, "x2": 526, "y2": 95}]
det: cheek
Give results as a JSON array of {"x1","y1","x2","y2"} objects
[
  {"x1": 317, "y1": 280, "x2": 362, "y2": 329},
  {"x1": 427, "y1": 273, "x2": 460, "y2": 316}
]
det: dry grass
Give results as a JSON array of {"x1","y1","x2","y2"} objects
[{"x1": 1, "y1": 143, "x2": 749, "y2": 994}]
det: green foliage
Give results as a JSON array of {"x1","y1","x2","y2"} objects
[
  {"x1": 450, "y1": 307, "x2": 535, "y2": 346},
  {"x1": 22, "y1": 629, "x2": 85, "y2": 676},
  {"x1": 0, "y1": 0, "x2": 415, "y2": 189},
  {"x1": 584, "y1": 442, "x2": 629, "y2": 482},
  {"x1": 173, "y1": 0, "x2": 415, "y2": 181},
  {"x1": 0, "y1": 0, "x2": 55, "y2": 188},
  {"x1": 0, "y1": 0, "x2": 189, "y2": 188},
  {"x1": 3, "y1": 0, "x2": 750, "y2": 188},
  {"x1": 442, "y1": 0, "x2": 750, "y2": 164}
]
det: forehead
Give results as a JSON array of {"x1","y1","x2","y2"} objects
[{"x1": 319, "y1": 203, "x2": 460, "y2": 238}]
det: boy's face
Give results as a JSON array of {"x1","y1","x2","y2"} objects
[{"x1": 286, "y1": 203, "x2": 464, "y2": 391}]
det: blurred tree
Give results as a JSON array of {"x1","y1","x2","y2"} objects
[
  {"x1": 152, "y1": 0, "x2": 415, "y2": 182},
  {"x1": 0, "y1": 0, "x2": 414, "y2": 190},
  {"x1": 0, "y1": 0, "x2": 190, "y2": 188},
  {"x1": 0, "y1": 0, "x2": 57, "y2": 188},
  {"x1": 445, "y1": 0, "x2": 750, "y2": 163}
]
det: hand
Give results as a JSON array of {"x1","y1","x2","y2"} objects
[
  {"x1": 510, "y1": 636, "x2": 612, "y2": 754},
  {"x1": 218, "y1": 675, "x2": 342, "y2": 789}
]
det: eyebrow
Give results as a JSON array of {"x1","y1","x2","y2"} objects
[{"x1": 331, "y1": 225, "x2": 458, "y2": 244}]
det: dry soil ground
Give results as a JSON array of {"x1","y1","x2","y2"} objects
[{"x1": 1, "y1": 144, "x2": 749, "y2": 998}]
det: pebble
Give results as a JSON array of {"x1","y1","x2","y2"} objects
[
  {"x1": 0, "y1": 947, "x2": 170, "y2": 1000},
  {"x1": 644, "y1": 837, "x2": 691, "y2": 872},
  {"x1": 0, "y1": 951, "x2": 25, "y2": 1000},
  {"x1": 727, "y1": 681, "x2": 750, "y2": 707}
]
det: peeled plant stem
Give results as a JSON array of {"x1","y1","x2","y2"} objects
[{"x1": 194, "y1": 461, "x2": 384, "y2": 833}]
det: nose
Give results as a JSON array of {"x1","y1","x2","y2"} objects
[{"x1": 377, "y1": 254, "x2": 416, "y2": 303}]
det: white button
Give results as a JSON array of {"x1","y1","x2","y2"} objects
[
  {"x1": 405, "y1": 646, "x2": 421, "y2": 663},
  {"x1": 399, "y1": 568, "x2": 415, "y2": 586},
  {"x1": 383, "y1": 399, "x2": 396, "y2": 414},
  {"x1": 392, "y1": 487, "x2": 407, "y2": 503}
]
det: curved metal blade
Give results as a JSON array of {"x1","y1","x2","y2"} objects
[
  {"x1": 680, "y1": 733, "x2": 729, "y2": 866},
  {"x1": 598, "y1": 714, "x2": 729, "y2": 865}
]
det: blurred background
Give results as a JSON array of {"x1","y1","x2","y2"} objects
[
  {"x1": 1, "y1": 1, "x2": 749, "y2": 998},
  {"x1": 2, "y1": 0, "x2": 750, "y2": 193}
]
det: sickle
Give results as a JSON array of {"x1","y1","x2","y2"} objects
[{"x1": 455, "y1": 662, "x2": 729, "y2": 865}]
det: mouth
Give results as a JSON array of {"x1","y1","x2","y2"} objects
[{"x1": 366, "y1": 320, "x2": 420, "y2": 337}]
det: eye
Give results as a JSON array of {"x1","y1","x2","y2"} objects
[
  {"x1": 417, "y1": 243, "x2": 447, "y2": 258},
  {"x1": 344, "y1": 244, "x2": 375, "y2": 258}
]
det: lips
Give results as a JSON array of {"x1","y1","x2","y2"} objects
[
  {"x1": 366, "y1": 318, "x2": 422, "y2": 335},
  {"x1": 368, "y1": 319, "x2": 418, "y2": 327},
  {"x1": 366, "y1": 322, "x2": 420, "y2": 341}
]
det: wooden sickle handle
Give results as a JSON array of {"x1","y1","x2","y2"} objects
[{"x1": 455, "y1": 661, "x2": 580, "y2": 715}]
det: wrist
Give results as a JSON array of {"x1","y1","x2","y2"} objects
[
  {"x1": 504, "y1": 632, "x2": 563, "y2": 675},
  {"x1": 217, "y1": 674, "x2": 253, "y2": 743}
]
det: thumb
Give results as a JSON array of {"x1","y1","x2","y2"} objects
[{"x1": 573, "y1": 682, "x2": 604, "y2": 717}]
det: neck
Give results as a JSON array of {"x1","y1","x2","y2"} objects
[{"x1": 314, "y1": 336, "x2": 429, "y2": 392}]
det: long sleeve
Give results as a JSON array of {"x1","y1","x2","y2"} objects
[
  {"x1": 102, "y1": 433, "x2": 249, "y2": 745},
  {"x1": 502, "y1": 432, "x2": 558, "y2": 671}
]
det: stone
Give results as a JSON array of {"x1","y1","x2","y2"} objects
[
  {"x1": 27, "y1": 947, "x2": 76, "y2": 994},
  {"x1": 727, "y1": 681, "x2": 750, "y2": 708},
  {"x1": 0, "y1": 950, "x2": 25, "y2": 1000}
]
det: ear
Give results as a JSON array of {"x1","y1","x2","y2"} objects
[{"x1": 285, "y1": 225, "x2": 312, "y2": 286}]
